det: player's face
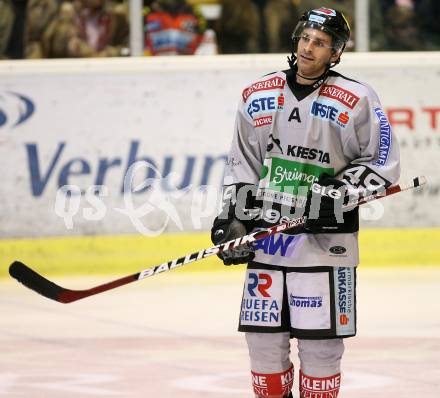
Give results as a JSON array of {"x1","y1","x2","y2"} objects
[{"x1": 296, "y1": 28, "x2": 340, "y2": 81}]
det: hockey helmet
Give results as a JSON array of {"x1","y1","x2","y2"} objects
[{"x1": 288, "y1": 8, "x2": 351, "y2": 67}]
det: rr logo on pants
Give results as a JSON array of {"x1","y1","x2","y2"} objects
[{"x1": 248, "y1": 273, "x2": 272, "y2": 297}]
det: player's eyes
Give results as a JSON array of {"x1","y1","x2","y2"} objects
[
  {"x1": 300, "y1": 35, "x2": 329, "y2": 48},
  {"x1": 301, "y1": 35, "x2": 311, "y2": 43}
]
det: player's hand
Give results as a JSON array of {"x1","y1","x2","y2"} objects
[
  {"x1": 304, "y1": 174, "x2": 358, "y2": 233},
  {"x1": 211, "y1": 219, "x2": 255, "y2": 265}
]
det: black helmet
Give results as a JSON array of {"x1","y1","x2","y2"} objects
[{"x1": 288, "y1": 7, "x2": 351, "y2": 68}]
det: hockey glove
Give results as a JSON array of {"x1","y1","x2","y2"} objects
[
  {"x1": 211, "y1": 218, "x2": 255, "y2": 265},
  {"x1": 304, "y1": 173, "x2": 359, "y2": 233}
]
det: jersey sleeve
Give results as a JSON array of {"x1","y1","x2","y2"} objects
[
  {"x1": 214, "y1": 98, "x2": 265, "y2": 228},
  {"x1": 223, "y1": 99, "x2": 265, "y2": 186},
  {"x1": 339, "y1": 85, "x2": 400, "y2": 192}
]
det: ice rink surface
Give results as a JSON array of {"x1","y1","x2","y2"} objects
[{"x1": 1, "y1": 266, "x2": 439, "y2": 398}]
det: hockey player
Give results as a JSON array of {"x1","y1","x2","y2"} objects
[{"x1": 211, "y1": 7, "x2": 400, "y2": 398}]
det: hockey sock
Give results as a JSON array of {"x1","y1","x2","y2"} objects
[
  {"x1": 299, "y1": 370, "x2": 341, "y2": 398},
  {"x1": 252, "y1": 364, "x2": 294, "y2": 397}
]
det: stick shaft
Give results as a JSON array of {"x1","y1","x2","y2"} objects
[
  {"x1": 9, "y1": 176, "x2": 426, "y2": 303},
  {"x1": 138, "y1": 175, "x2": 427, "y2": 278}
]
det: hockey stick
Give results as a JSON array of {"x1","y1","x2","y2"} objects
[{"x1": 9, "y1": 176, "x2": 426, "y2": 304}]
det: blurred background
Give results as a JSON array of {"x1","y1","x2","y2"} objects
[{"x1": 1, "y1": 0, "x2": 440, "y2": 59}]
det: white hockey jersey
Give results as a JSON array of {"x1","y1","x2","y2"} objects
[{"x1": 223, "y1": 69, "x2": 400, "y2": 267}]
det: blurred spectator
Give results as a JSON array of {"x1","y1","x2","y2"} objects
[
  {"x1": 41, "y1": 0, "x2": 129, "y2": 58},
  {"x1": 76, "y1": 0, "x2": 129, "y2": 56},
  {"x1": 1, "y1": 0, "x2": 28, "y2": 59},
  {"x1": 254, "y1": 0, "x2": 299, "y2": 53},
  {"x1": 415, "y1": 0, "x2": 440, "y2": 49},
  {"x1": 3, "y1": 0, "x2": 438, "y2": 60},
  {"x1": 217, "y1": 0, "x2": 298, "y2": 54},
  {"x1": 42, "y1": 1, "x2": 92, "y2": 57},
  {"x1": 25, "y1": 0, "x2": 59, "y2": 58},
  {"x1": 368, "y1": 0, "x2": 387, "y2": 50},
  {"x1": 383, "y1": 2, "x2": 425, "y2": 50},
  {"x1": 144, "y1": 0, "x2": 206, "y2": 55},
  {"x1": 216, "y1": 0, "x2": 259, "y2": 53},
  {"x1": 0, "y1": 0, "x2": 15, "y2": 58},
  {"x1": 295, "y1": 0, "x2": 386, "y2": 51},
  {"x1": 194, "y1": 27, "x2": 218, "y2": 54}
]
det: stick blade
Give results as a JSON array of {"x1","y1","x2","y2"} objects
[{"x1": 9, "y1": 261, "x2": 67, "y2": 303}]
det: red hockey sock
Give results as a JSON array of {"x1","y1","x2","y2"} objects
[
  {"x1": 251, "y1": 364, "x2": 294, "y2": 397},
  {"x1": 299, "y1": 370, "x2": 341, "y2": 398}
]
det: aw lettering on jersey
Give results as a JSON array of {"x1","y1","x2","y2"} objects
[{"x1": 252, "y1": 234, "x2": 294, "y2": 256}]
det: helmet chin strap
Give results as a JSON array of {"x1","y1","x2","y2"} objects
[
  {"x1": 294, "y1": 49, "x2": 343, "y2": 83},
  {"x1": 296, "y1": 71, "x2": 325, "y2": 81},
  {"x1": 296, "y1": 63, "x2": 330, "y2": 84}
]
